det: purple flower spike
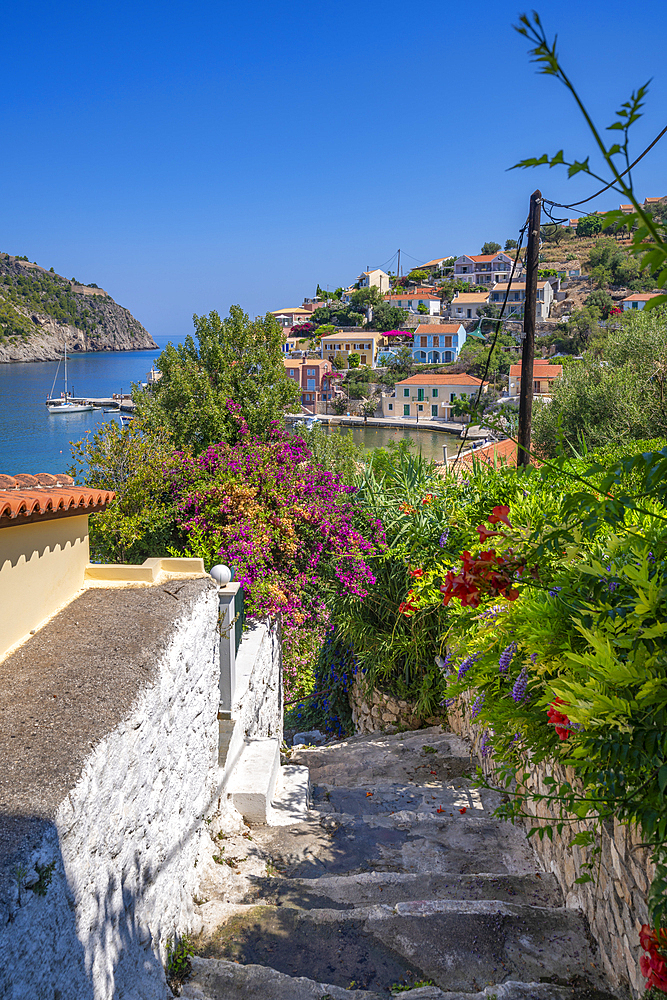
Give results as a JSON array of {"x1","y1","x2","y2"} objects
[
  {"x1": 480, "y1": 730, "x2": 492, "y2": 758},
  {"x1": 471, "y1": 692, "x2": 485, "y2": 719},
  {"x1": 511, "y1": 667, "x2": 528, "y2": 704},
  {"x1": 458, "y1": 652, "x2": 481, "y2": 680},
  {"x1": 499, "y1": 642, "x2": 517, "y2": 674},
  {"x1": 439, "y1": 528, "x2": 450, "y2": 548}
]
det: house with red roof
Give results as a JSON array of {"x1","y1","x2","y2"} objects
[
  {"x1": 452, "y1": 252, "x2": 523, "y2": 287},
  {"x1": 508, "y1": 362, "x2": 563, "y2": 398},
  {"x1": 411, "y1": 323, "x2": 467, "y2": 363},
  {"x1": 621, "y1": 292, "x2": 663, "y2": 311},
  {"x1": 284, "y1": 358, "x2": 335, "y2": 411},
  {"x1": 382, "y1": 372, "x2": 488, "y2": 420},
  {"x1": 383, "y1": 291, "x2": 441, "y2": 316}
]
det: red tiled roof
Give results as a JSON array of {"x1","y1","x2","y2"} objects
[
  {"x1": 457, "y1": 438, "x2": 518, "y2": 468},
  {"x1": 0, "y1": 473, "x2": 115, "y2": 525},
  {"x1": 397, "y1": 373, "x2": 487, "y2": 386},
  {"x1": 384, "y1": 293, "x2": 440, "y2": 301},
  {"x1": 464, "y1": 254, "x2": 510, "y2": 263},
  {"x1": 622, "y1": 292, "x2": 661, "y2": 302},
  {"x1": 415, "y1": 324, "x2": 462, "y2": 333},
  {"x1": 509, "y1": 363, "x2": 563, "y2": 377}
]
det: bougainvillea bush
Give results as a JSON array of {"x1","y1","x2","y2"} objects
[
  {"x1": 79, "y1": 420, "x2": 383, "y2": 702},
  {"x1": 167, "y1": 426, "x2": 383, "y2": 700}
]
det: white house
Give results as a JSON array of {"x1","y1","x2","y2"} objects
[
  {"x1": 452, "y1": 252, "x2": 522, "y2": 286},
  {"x1": 450, "y1": 291, "x2": 490, "y2": 320},
  {"x1": 621, "y1": 292, "x2": 662, "y2": 311},
  {"x1": 357, "y1": 269, "x2": 391, "y2": 294},
  {"x1": 489, "y1": 280, "x2": 554, "y2": 320},
  {"x1": 383, "y1": 292, "x2": 441, "y2": 316},
  {"x1": 382, "y1": 373, "x2": 488, "y2": 420},
  {"x1": 421, "y1": 257, "x2": 455, "y2": 277},
  {"x1": 412, "y1": 323, "x2": 466, "y2": 363},
  {"x1": 271, "y1": 307, "x2": 313, "y2": 329}
]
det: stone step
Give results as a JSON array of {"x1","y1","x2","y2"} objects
[
  {"x1": 268, "y1": 764, "x2": 310, "y2": 826},
  {"x1": 228, "y1": 737, "x2": 281, "y2": 824},
  {"x1": 194, "y1": 899, "x2": 610, "y2": 995},
  {"x1": 233, "y1": 870, "x2": 564, "y2": 910},
  {"x1": 181, "y1": 955, "x2": 384, "y2": 999},
  {"x1": 248, "y1": 806, "x2": 538, "y2": 878}
]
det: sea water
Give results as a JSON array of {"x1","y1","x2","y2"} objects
[{"x1": 0, "y1": 336, "x2": 172, "y2": 475}]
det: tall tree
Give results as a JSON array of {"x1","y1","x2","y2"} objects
[
  {"x1": 135, "y1": 306, "x2": 300, "y2": 452},
  {"x1": 481, "y1": 241, "x2": 501, "y2": 255}
]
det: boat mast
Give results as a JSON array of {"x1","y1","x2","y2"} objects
[{"x1": 63, "y1": 341, "x2": 68, "y2": 398}]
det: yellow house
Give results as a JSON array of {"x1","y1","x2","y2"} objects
[
  {"x1": 0, "y1": 472, "x2": 205, "y2": 660},
  {"x1": 320, "y1": 332, "x2": 381, "y2": 368}
]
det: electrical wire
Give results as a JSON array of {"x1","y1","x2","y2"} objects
[
  {"x1": 542, "y1": 122, "x2": 667, "y2": 211},
  {"x1": 450, "y1": 220, "x2": 530, "y2": 469}
]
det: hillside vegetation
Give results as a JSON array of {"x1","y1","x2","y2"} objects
[{"x1": 0, "y1": 253, "x2": 157, "y2": 360}]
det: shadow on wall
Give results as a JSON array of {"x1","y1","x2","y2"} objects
[{"x1": 1, "y1": 804, "x2": 214, "y2": 1000}]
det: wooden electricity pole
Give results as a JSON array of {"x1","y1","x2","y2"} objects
[{"x1": 517, "y1": 189, "x2": 542, "y2": 468}]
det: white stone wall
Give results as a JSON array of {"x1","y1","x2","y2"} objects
[{"x1": 1, "y1": 584, "x2": 220, "y2": 1000}]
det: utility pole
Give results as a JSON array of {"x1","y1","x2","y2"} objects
[
  {"x1": 517, "y1": 189, "x2": 541, "y2": 469},
  {"x1": 397, "y1": 249, "x2": 401, "y2": 278}
]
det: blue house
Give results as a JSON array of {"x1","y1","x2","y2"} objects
[{"x1": 412, "y1": 323, "x2": 467, "y2": 364}]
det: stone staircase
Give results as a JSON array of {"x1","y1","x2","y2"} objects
[{"x1": 182, "y1": 727, "x2": 618, "y2": 1000}]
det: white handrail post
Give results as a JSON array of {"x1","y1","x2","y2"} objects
[{"x1": 210, "y1": 565, "x2": 240, "y2": 721}]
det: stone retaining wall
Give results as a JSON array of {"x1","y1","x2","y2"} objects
[
  {"x1": 349, "y1": 675, "x2": 443, "y2": 734},
  {"x1": 447, "y1": 696, "x2": 651, "y2": 998}
]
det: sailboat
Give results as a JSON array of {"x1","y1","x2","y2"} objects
[{"x1": 46, "y1": 342, "x2": 94, "y2": 414}]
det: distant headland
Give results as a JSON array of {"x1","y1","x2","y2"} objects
[{"x1": 0, "y1": 253, "x2": 157, "y2": 362}]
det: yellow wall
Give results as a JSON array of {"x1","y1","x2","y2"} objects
[{"x1": 0, "y1": 516, "x2": 89, "y2": 660}]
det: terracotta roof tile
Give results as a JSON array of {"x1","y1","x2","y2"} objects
[
  {"x1": 509, "y1": 363, "x2": 563, "y2": 377},
  {"x1": 0, "y1": 473, "x2": 114, "y2": 525},
  {"x1": 397, "y1": 373, "x2": 487, "y2": 386},
  {"x1": 415, "y1": 324, "x2": 462, "y2": 333},
  {"x1": 457, "y1": 438, "x2": 518, "y2": 467}
]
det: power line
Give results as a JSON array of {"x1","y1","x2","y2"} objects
[
  {"x1": 451, "y1": 218, "x2": 530, "y2": 468},
  {"x1": 542, "y1": 122, "x2": 667, "y2": 211}
]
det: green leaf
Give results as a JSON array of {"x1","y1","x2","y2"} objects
[
  {"x1": 567, "y1": 158, "x2": 590, "y2": 177},
  {"x1": 658, "y1": 764, "x2": 667, "y2": 795}
]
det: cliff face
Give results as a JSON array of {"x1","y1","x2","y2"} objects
[{"x1": 0, "y1": 255, "x2": 158, "y2": 362}]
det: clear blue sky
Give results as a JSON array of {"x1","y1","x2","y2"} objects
[{"x1": 2, "y1": 1, "x2": 666, "y2": 339}]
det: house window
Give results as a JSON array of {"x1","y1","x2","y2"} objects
[
  {"x1": 403, "y1": 404, "x2": 410, "y2": 416},
  {"x1": 431, "y1": 404, "x2": 438, "y2": 417},
  {"x1": 450, "y1": 392, "x2": 456, "y2": 402},
  {"x1": 467, "y1": 309, "x2": 471, "y2": 318},
  {"x1": 432, "y1": 388, "x2": 438, "y2": 398},
  {"x1": 445, "y1": 336, "x2": 452, "y2": 348},
  {"x1": 345, "y1": 344, "x2": 350, "y2": 351},
  {"x1": 632, "y1": 301, "x2": 639, "y2": 309},
  {"x1": 361, "y1": 355, "x2": 367, "y2": 364},
  {"x1": 388, "y1": 403, "x2": 393, "y2": 410},
  {"x1": 420, "y1": 336, "x2": 427, "y2": 347},
  {"x1": 307, "y1": 368, "x2": 316, "y2": 376},
  {"x1": 417, "y1": 388, "x2": 425, "y2": 401},
  {"x1": 403, "y1": 388, "x2": 410, "y2": 397},
  {"x1": 418, "y1": 404, "x2": 424, "y2": 411},
  {"x1": 307, "y1": 379, "x2": 315, "y2": 390}
]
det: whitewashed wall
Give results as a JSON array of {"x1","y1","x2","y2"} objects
[{"x1": 1, "y1": 584, "x2": 220, "y2": 1000}]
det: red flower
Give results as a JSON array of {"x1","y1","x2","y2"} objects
[
  {"x1": 487, "y1": 505, "x2": 512, "y2": 527},
  {"x1": 547, "y1": 697, "x2": 573, "y2": 741},
  {"x1": 477, "y1": 524, "x2": 500, "y2": 542},
  {"x1": 409, "y1": 568, "x2": 424, "y2": 578},
  {"x1": 641, "y1": 925, "x2": 658, "y2": 952},
  {"x1": 422, "y1": 494, "x2": 433, "y2": 505}
]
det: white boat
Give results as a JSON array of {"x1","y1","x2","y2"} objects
[{"x1": 46, "y1": 343, "x2": 94, "y2": 414}]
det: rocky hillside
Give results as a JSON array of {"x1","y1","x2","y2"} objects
[{"x1": 0, "y1": 253, "x2": 157, "y2": 362}]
